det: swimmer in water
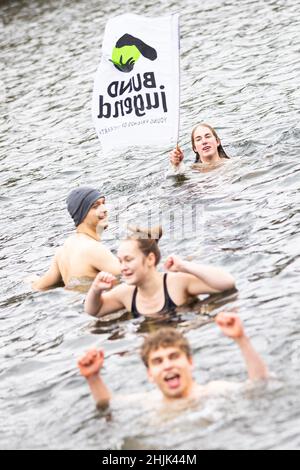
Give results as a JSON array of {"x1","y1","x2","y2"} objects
[
  {"x1": 78, "y1": 313, "x2": 269, "y2": 410},
  {"x1": 31, "y1": 187, "x2": 120, "y2": 291},
  {"x1": 168, "y1": 123, "x2": 230, "y2": 175},
  {"x1": 84, "y1": 226, "x2": 235, "y2": 318}
]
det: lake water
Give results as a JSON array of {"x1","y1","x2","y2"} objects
[{"x1": 1, "y1": 0, "x2": 300, "y2": 450}]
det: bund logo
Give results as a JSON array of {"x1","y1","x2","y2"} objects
[{"x1": 110, "y1": 34, "x2": 157, "y2": 73}]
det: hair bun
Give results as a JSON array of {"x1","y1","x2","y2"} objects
[{"x1": 128, "y1": 225, "x2": 163, "y2": 242}]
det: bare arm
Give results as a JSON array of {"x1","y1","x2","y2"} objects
[
  {"x1": 216, "y1": 313, "x2": 269, "y2": 382},
  {"x1": 88, "y1": 244, "x2": 121, "y2": 277},
  {"x1": 184, "y1": 261, "x2": 236, "y2": 295},
  {"x1": 85, "y1": 272, "x2": 126, "y2": 317},
  {"x1": 165, "y1": 256, "x2": 236, "y2": 295},
  {"x1": 236, "y1": 336, "x2": 269, "y2": 381},
  {"x1": 78, "y1": 350, "x2": 111, "y2": 409},
  {"x1": 31, "y1": 251, "x2": 63, "y2": 291}
]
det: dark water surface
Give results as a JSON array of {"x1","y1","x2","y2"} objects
[{"x1": 1, "y1": 0, "x2": 300, "y2": 449}]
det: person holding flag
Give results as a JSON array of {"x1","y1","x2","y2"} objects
[{"x1": 168, "y1": 123, "x2": 231, "y2": 175}]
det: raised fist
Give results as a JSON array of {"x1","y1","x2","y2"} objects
[
  {"x1": 216, "y1": 312, "x2": 245, "y2": 340},
  {"x1": 78, "y1": 349, "x2": 104, "y2": 378},
  {"x1": 91, "y1": 272, "x2": 116, "y2": 294}
]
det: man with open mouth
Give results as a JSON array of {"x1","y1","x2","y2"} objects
[
  {"x1": 31, "y1": 186, "x2": 120, "y2": 291},
  {"x1": 78, "y1": 312, "x2": 269, "y2": 410}
]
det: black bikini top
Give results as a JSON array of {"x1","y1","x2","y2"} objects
[{"x1": 131, "y1": 273, "x2": 177, "y2": 318}]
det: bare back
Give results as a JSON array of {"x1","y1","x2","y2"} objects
[{"x1": 57, "y1": 234, "x2": 120, "y2": 286}]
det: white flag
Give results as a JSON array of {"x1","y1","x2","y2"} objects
[{"x1": 92, "y1": 14, "x2": 180, "y2": 152}]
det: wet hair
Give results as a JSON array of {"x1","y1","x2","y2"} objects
[
  {"x1": 191, "y1": 123, "x2": 230, "y2": 163},
  {"x1": 127, "y1": 225, "x2": 163, "y2": 266},
  {"x1": 140, "y1": 328, "x2": 192, "y2": 368}
]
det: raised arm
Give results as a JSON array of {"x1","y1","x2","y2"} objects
[
  {"x1": 31, "y1": 251, "x2": 63, "y2": 291},
  {"x1": 78, "y1": 349, "x2": 111, "y2": 409},
  {"x1": 84, "y1": 272, "x2": 126, "y2": 317},
  {"x1": 216, "y1": 312, "x2": 269, "y2": 381},
  {"x1": 165, "y1": 255, "x2": 236, "y2": 295}
]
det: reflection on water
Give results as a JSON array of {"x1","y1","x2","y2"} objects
[{"x1": 1, "y1": 0, "x2": 300, "y2": 450}]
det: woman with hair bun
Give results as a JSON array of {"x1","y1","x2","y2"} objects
[{"x1": 85, "y1": 226, "x2": 235, "y2": 318}]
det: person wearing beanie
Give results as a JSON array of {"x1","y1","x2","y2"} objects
[{"x1": 31, "y1": 187, "x2": 120, "y2": 291}]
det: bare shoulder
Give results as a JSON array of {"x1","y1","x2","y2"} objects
[
  {"x1": 86, "y1": 240, "x2": 113, "y2": 256},
  {"x1": 167, "y1": 271, "x2": 193, "y2": 285},
  {"x1": 112, "y1": 390, "x2": 160, "y2": 408},
  {"x1": 55, "y1": 245, "x2": 64, "y2": 256},
  {"x1": 167, "y1": 271, "x2": 190, "y2": 281},
  {"x1": 105, "y1": 283, "x2": 135, "y2": 300},
  {"x1": 61, "y1": 234, "x2": 79, "y2": 250},
  {"x1": 53, "y1": 245, "x2": 64, "y2": 262},
  {"x1": 112, "y1": 283, "x2": 134, "y2": 295},
  {"x1": 205, "y1": 381, "x2": 242, "y2": 396}
]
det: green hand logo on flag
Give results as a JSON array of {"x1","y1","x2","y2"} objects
[{"x1": 111, "y1": 34, "x2": 157, "y2": 73}]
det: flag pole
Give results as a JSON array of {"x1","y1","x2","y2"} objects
[{"x1": 176, "y1": 14, "x2": 181, "y2": 150}]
